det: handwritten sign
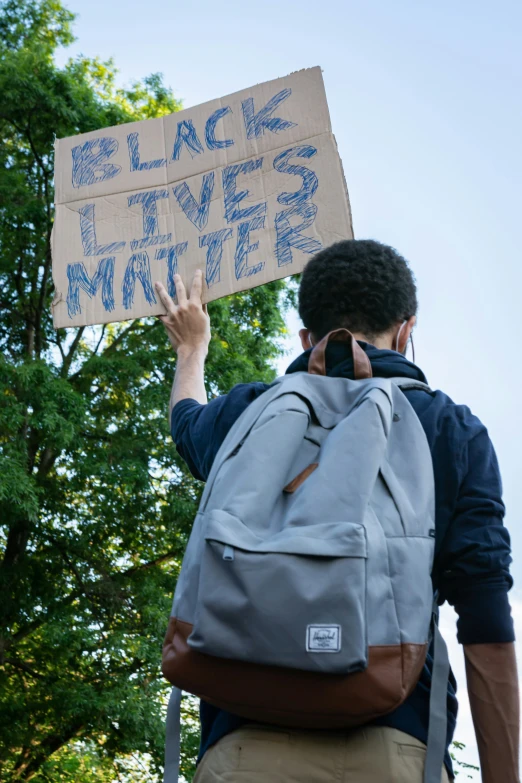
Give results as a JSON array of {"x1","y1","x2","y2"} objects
[{"x1": 52, "y1": 67, "x2": 353, "y2": 328}]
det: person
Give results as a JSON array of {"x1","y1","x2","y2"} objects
[{"x1": 155, "y1": 239, "x2": 518, "y2": 783}]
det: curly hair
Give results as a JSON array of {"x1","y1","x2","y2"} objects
[{"x1": 298, "y1": 240, "x2": 418, "y2": 340}]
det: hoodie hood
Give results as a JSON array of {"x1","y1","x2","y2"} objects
[{"x1": 286, "y1": 341, "x2": 428, "y2": 384}]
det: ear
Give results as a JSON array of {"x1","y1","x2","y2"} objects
[
  {"x1": 299, "y1": 328, "x2": 313, "y2": 351},
  {"x1": 396, "y1": 316, "x2": 417, "y2": 355}
]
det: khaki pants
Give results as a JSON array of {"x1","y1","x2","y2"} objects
[{"x1": 194, "y1": 725, "x2": 451, "y2": 783}]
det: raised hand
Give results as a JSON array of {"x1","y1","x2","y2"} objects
[{"x1": 155, "y1": 270, "x2": 211, "y2": 357}]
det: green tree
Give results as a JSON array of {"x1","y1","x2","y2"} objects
[{"x1": 0, "y1": 1, "x2": 289, "y2": 779}]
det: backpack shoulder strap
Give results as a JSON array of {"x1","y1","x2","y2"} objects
[
  {"x1": 389, "y1": 377, "x2": 432, "y2": 393},
  {"x1": 424, "y1": 601, "x2": 450, "y2": 783},
  {"x1": 164, "y1": 687, "x2": 182, "y2": 783}
]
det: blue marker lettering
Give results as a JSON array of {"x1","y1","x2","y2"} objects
[
  {"x1": 274, "y1": 203, "x2": 322, "y2": 267},
  {"x1": 199, "y1": 228, "x2": 233, "y2": 287},
  {"x1": 172, "y1": 172, "x2": 214, "y2": 231},
  {"x1": 128, "y1": 189, "x2": 171, "y2": 251},
  {"x1": 273, "y1": 145, "x2": 318, "y2": 206},
  {"x1": 79, "y1": 204, "x2": 126, "y2": 256},
  {"x1": 72, "y1": 137, "x2": 121, "y2": 188},
  {"x1": 127, "y1": 132, "x2": 167, "y2": 171},
  {"x1": 205, "y1": 107, "x2": 234, "y2": 150},
  {"x1": 171, "y1": 120, "x2": 204, "y2": 161},
  {"x1": 155, "y1": 243, "x2": 188, "y2": 298},
  {"x1": 122, "y1": 252, "x2": 157, "y2": 309},
  {"x1": 235, "y1": 217, "x2": 265, "y2": 280},
  {"x1": 66, "y1": 257, "x2": 115, "y2": 317},
  {"x1": 241, "y1": 88, "x2": 297, "y2": 140},
  {"x1": 222, "y1": 159, "x2": 266, "y2": 224}
]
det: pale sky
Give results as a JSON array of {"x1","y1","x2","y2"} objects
[{"x1": 56, "y1": 1, "x2": 521, "y2": 776}]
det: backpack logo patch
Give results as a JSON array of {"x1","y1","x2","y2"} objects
[{"x1": 306, "y1": 624, "x2": 341, "y2": 653}]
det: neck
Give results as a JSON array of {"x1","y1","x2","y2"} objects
[{"x1": 350, "y1": 332, "x2": 394, "y2": 351}]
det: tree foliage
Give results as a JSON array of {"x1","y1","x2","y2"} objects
[
  {"x1": 451, "y1": 742, "x2": 480, "y2": 779},
  {"x1": 0, "y1": 1, "x2": 289, "y2": 779}
]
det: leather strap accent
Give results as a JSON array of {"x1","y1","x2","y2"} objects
[
  {"x1": 283, "y1": 463, "x2": 319, "y2": 493},
  {"x1": 308, "y1": 329, "x2": 373, "y2": 379},
  {"x1": 162, "y1": 617, "x2": 427, "y2": 729}
]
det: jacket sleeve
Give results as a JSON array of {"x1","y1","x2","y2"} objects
[
  {"x1": 170, "y1": 382, "x2": 269, "y2": 482},
  {"x1": 438, "y1": 423, "x2": 515, "y2": 645}
]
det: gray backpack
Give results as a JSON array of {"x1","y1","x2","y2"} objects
[{"x1": 163, "y1": 330, "x2": 449, "y2": 783}]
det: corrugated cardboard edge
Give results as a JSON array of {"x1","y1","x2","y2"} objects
[{"x1": 332, "y1": 132, "x2": 354, "y2": 239}]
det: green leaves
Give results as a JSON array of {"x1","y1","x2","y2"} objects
[
  {"x1": 0, "y1": 2, "x2": 290, "y2": 780},
  {"x1": 451, "y1": 742, "x2": 480, "y2": 778},
  {"x1": 0, "y1": 0, "x2": 75, "y2": 53}
]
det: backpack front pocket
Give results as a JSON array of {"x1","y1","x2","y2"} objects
[{"x1": 189, "y1": 510, "x2": 368, "y2": 675}]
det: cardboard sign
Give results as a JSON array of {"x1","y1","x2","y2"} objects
[{"x1": 52, "y1": 67, "x2": 353, "y2": 328}]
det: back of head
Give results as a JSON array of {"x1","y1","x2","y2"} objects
[{"x1": 298, "y1": 240, "x2": 418, "y2": 342}]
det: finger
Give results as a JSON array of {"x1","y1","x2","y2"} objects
[
  {"x1": 189, "y1": 269, "x2": 204, "y2": 303},
  {"x1": 154, "y1": 281, "x2": 176, "y2": 314},
  {"x1": 175, "y1": 274, "x2": 188, "y2": 306}
]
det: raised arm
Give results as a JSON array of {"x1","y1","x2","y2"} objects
[{"x1": 155, "y1": 270, "x2": 211, "y2": 417}]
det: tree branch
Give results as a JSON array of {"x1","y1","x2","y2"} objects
[
  {"x1": 14, "y1": 248, "x2": 24, "y2": 299},
  {"x1": 4, "y1": 550, "x2": 179, "y2": 651},
  {"x1": 79, "y1": 430, "x2": 112, "y2": 442},
  {"x1": 5, "y1": 594, "x2": 78, "y2": 652},
  {"x1": 102, "y1": 320, "x2": 157, "y2": 356},
  {"x1": 24, "y1": 124, "x2": 50, "y2": 178},
  {"x1": 22, "y1": 123, "x2": 53, "y2": 357},
  {"x1": 14, "y1": 720, "x2": 85, "y2": 781},
  {"x1": 37, "y1": 446, "x2": 57, "y2": 477},
  {"x1": 46, "y1": 534, "x2": 91, "y2": 596},
  {"x1": 50, "y1": 334, "x2": 66, "y2": 364},
  {"x1": 35, "y1": 174, "x2": 53, "y2": 355},
  {"x1": 2, "y1": 519, "x2": 31, "y2": 569},
  {"x1": 67, "y1": 321, "x2": 159, "y2": 383},
  {"x1": 92, "y1": 324, "x2": 107, "y2": 356},
  {"x1": 4, "y1": 656, "x2": 43, "y2": 679},
  {"x1": 60, "y1": 326, "x2": 85, "y2": 377},
  {"x1": 120, "y1": 551, "x2": 178, "y2": 578}
]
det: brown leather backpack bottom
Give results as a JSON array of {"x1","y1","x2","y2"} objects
[{"x1": 162, "y1": 616, "x2": 427, "y2": 728}]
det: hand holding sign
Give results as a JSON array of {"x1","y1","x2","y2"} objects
[{"x1": 155, "y1": 271, "x2": 210, "y2": 356}]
